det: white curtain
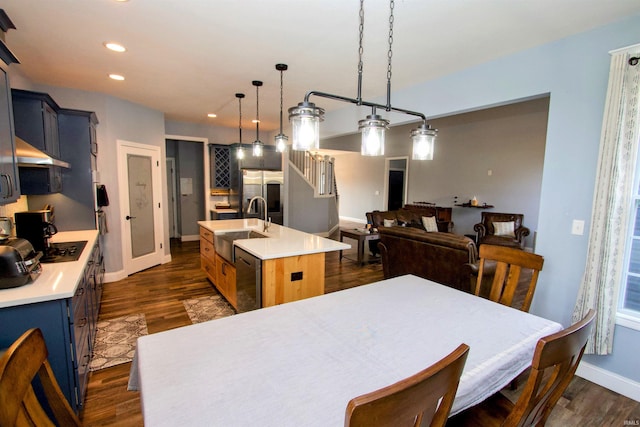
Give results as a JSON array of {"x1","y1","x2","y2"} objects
[{"x1": 573, "y1": 47, "x2": 640, "y2": 355}]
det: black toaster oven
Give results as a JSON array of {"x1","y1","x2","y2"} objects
[{"x1": 0, "y1": 238, "x2": 42, "y2": 289}]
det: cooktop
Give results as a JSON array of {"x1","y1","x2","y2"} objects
[{"x1": 40, "y1": 241, "x2": 88, "y2": 263}]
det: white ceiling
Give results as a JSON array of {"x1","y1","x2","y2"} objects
[{"x1": 3, "y1": 0, "x2": 640, "y2": 133}]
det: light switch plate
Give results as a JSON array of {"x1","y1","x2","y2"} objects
[{"x1": 571, "y1": 219, "x2": 585, "y2": 235}]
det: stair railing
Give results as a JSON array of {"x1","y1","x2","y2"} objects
[{"x1": 289, "y1": 150, "x2": 337, "y2": 197}]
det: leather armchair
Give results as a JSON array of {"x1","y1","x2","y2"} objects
[{"x1": 474, "y1": 212, "x2": 530, "y2": 249}]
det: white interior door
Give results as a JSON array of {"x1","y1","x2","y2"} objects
[{"x1": 117, "y1": 140, "x2": 164, "y2": 275}]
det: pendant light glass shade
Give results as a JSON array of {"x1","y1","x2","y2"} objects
[
  {"x1": 289, "y1": 101, "x2": 324, "y2": 151},
  {"x1": 275, "y1": 133, "x2": 288, "y2": 152},
  {"x1": 253, "y1": 140, "x2": 263, "y2": 157},
  {"x1": 411, "y1": 123, "x2": 437, "y2": 160},
  {"x1": 237, "y1": 146, "x2": 245, "y2": 159},
  {"x1": 359, "y1": 114, "x2": 389, "y2": 156}
]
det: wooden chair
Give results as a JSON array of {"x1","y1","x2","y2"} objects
[
  {"x1": 0, "y1": 328, "x2": 82, "y2": 427},
  {"x1": 345, "y1": 343, "x2": 470, "y2": 427},
  {"x1": 474, "y1": 244, "x2": 544, "y2": 312},
  {"x1": 446, "y1": 310, "x2": 596, "y2": 427}
]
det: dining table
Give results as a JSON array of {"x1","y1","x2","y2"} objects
[{"x1": 136, "y1": 274, "x2": 563, "y2": 426}]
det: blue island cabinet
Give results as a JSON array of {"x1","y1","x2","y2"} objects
[{"x1": 0, "y1": 263, "x2": 95, "y2": 412}]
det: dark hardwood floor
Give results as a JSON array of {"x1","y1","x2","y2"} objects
[{"x1": 79, "y1": 237, "x2": 639, "y2": 426}]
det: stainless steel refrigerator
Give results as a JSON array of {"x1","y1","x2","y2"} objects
[{"x1": 230, "y1": 169, "x2": 284, "y2": 225}]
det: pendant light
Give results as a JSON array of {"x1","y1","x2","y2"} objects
[
  {"x1": 274, "y1": 63, "x2": 289, "y2": 152},
  {"x1": 359, "y1": 107, "x2": 388, "y2": 156},
  {"x1": 252, "y1": 80, "x2": 264, "y2": 157},
  {"x1": 411, "y1": 123, "x2": 437, "y2": 160},
  {"x1": 235, "y1": 93, "x2": 245, "y2": 160},
  {"x1": 288, "y1": 0, "x2": 436, "y2": 159},
  {"x1": 289, "y1": 101, "x2": 323, "y2": 151}
]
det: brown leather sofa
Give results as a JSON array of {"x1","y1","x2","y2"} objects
[
  {"x1": 377, "y1": 226, "x2": 478, "y2": 292},
  {"x1": 366, "y1": 206, "x2": 450, "y2": 232}
]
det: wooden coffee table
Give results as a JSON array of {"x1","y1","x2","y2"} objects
[{"x1": 339, "y1": 228, "x2": 380, "y2": 265}]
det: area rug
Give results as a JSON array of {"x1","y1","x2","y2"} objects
[
  {"x1": 89, "y1": 313, "x2": 148, "y2": 371},
  {"x1": 182, "y1": 295, "x2": 236, "y2": 324}
]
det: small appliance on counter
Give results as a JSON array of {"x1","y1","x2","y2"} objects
[
  {"x1": 0, "y1": 217, "x2": 13, "y2": 237},
  {"x1": 14, "y1": 208, "x2": 57, "y2": 254},
  {"x1": 0, "y1": 237, "x2": 42, "y2": 289}
]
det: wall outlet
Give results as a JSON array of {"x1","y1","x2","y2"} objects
[{"x1": 571, "y1": 219, "x2": 585, "y2": 235}]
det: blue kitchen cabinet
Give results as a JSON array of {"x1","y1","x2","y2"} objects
[
  {"x1": 0, "y1": 45, "x2": 20, "y2": 203},
  {"x1": 11, "y1": 89, "x2": 61, "y2": 159},
  {"x1": 0, "y1": 239, "x2": 103, "y2": 412}
]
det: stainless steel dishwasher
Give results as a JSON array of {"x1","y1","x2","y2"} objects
[{"x1": 234, "y1": 247, "x2": 262, "y2": 313}]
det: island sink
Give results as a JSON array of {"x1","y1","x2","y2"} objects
[{"x1": 214, "y1": 229, "x2": 268, "y2": 263}]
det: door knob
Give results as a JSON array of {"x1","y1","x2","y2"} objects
[{"x1": 126, "y1": 215, "x2": 136, "y2": 220}]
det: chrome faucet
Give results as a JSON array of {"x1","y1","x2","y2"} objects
[{"x1": 247, "y1": 196, "x2": 271, "y2": 232}]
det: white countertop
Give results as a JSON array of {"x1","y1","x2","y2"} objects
[
  {"x1": 198, "y1": 219, "x2": 349, "y2": 260},
  {"x1": 0, "y1": 230, "x2": 99, "y2": 309}
]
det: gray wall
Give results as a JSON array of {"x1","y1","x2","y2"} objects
[
  {"x1": 328, "y1": 97, "x2": 548, "y2": 249},
  {"x1": 287, "y1": 165, "x2": 339, "y2": 234},
  {"x1": 170, "y1": 139, "x2": 205, "y2": 237},
  {"x1": 320, "y1": 15, "x2": 640, "y2": 384}
]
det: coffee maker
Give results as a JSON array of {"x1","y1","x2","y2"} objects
[{"x1": 14, "y1": 209, "x2": 57, "y2": 253}]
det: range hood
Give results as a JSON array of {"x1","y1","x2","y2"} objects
[{"x1": 14, "y1": 136, "x2": 70, "y2": 168}]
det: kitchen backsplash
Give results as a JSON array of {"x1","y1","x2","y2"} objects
[{"x1": 0, "y1": 196, "x2": 29, "y2": 236}]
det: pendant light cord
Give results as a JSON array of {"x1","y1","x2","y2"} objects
[
  {"x1": 255, "y1": 84, "x2": 260, "y2": 141},
  {"x1": 279, "y1": 69, "x2": 284, "y2": 133},
  {"x1": 386, "y1": 0, "x2": 394, "y2": 110},
  {"x1": 356, "y1": 0, "x2": 364, "y2": 104},
  {"x1": 236, "y1": 93, "x2": 244, "y2": 144}
]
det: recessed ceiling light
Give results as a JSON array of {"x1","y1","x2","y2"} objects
[
  {"x1": 109, "y1": 74, "x2": 125, "y2": 81},
  {"x1": 207, "y1": 113, "x2": 217, "y2": 118},
  {"x1": 104, "y1": 42, "x2": 126, "y2": 53}
]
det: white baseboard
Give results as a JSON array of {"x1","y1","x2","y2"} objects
[
  {"x1": 181, "y1": 234, "x2": 199, "y2": 242},
  {"x1": 104, "y1": 270, "x2": 127, "y2": 283},
  {"x1": 340, "y1": 216, "x2": 366, "y2": 224},
  {"x1": 103, "y1": 254, "x2": 173, "y2": 283},
  {"x1": 576, "y1": 361, "x2": 640, "y2": 402}
]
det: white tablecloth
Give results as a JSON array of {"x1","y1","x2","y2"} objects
[{"x1": 137, "y1": 274, "x2": 562, "y2": 426}]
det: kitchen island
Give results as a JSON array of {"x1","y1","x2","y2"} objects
[
  {"x1": 0, "y1": 230, "x2": 102, "y2": 412},
  {"x1": 198, "y1": 219, "x2": 349, "y2": 310}
]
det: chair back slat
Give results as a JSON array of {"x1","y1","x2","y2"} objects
[
  {"x1": 345, "y1": 344, "x2": 469, "y2": 427},
  {"x1": 475, "y1": 244, "x2": 544, "y2": 312}
]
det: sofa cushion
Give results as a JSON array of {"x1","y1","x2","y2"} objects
[
  {"x1": 422, "y1": 216, "x2": 438, "y2": 232},
  {"x1": 493, "y1": 221, "x2": 515, "y2": 237}
]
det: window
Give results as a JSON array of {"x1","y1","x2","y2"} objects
[{"x1": 619, "y1": 144, "x2": 640, "y2": 330}]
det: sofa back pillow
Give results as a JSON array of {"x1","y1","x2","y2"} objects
[
  {"x1": 422, "y1": 216, "x2": 439, "y2": 232},
  {"x1": 493, "y1": 221, "x2": 516, "y2": 237}
]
